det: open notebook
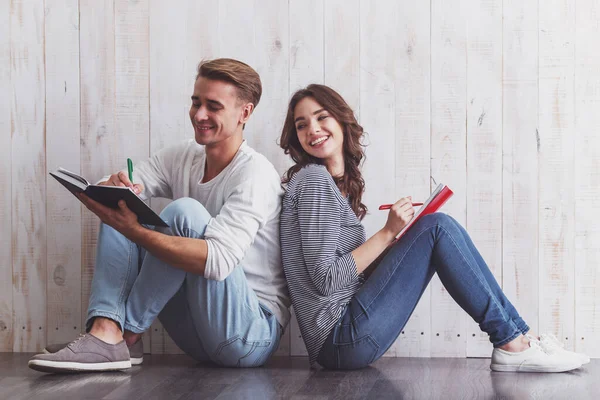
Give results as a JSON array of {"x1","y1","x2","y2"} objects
[
  {"x1": 394, "y1": 183, "x2": 454, "y2": 242},
  {"x1": 50, "y1": 167, "x2": 168, "y2": 227}
]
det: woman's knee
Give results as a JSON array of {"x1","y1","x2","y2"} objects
[
  {"x1": 419, "y1": 212, "x2": 454, "y2": 228},
  {"x1": 159, "y1": 197, "x2": 211, "y2": 237}
]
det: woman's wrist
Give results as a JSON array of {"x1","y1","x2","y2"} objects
[{"x1": 378, "y1": 227, "x2": 397, "y2": 244}]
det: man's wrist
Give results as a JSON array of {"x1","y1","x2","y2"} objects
[{"x1": 125, "y1": 223, "x2": 148, "y2": 243}]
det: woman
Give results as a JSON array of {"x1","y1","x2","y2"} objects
[{"x1": 279, "y1": 84, "x2": 589, "y2": 372}]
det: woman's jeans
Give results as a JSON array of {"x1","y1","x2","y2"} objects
[
  {"x1": 317, "y1": 213, "x2": 529, "y2": 370},
  {"x1": 86, "y1": 197, "x2": 281, "y2": 367}
]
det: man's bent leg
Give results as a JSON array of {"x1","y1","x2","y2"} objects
[
  {"x1": 122, "y1": 197, "x2": 215, "y2": 363},
  {"x1": 29, "y1": 223, "x2": 137, "y2": 373},
  {"x1": 185, "y1": 265, "x2": 281, "y2": 368},
  {"x1": 87, "y1": 223, "x2": 142, "y2": 331}
]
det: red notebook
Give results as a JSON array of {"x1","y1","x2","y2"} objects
[{"x1": 393, "y1": 183, "x2": 454, "y2": 242}]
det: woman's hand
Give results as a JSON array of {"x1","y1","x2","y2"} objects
[
  {"x1": 383, "y1": 197, "x2": 415, "y2": 236},
  {"x1": 99, "y1": 171, "x2": 144, "y2": 195}
]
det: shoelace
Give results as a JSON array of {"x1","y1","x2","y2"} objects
[
  {"x1": 525, "y1": 334, "x2": 553, "y2": 355},
  {"x1": 535, "y1": 333, "x2": 564, "y2": 354},
  {"x1": 68, "y1": 333, "x2": 87, "y2": 347}
]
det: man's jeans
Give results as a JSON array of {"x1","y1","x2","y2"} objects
[
  {"x1": 317, "y1": 213, "x2": 529, "y2": 370},
  {"x1": 86, "y1": 197, "x2": 281, "y2": 367}
]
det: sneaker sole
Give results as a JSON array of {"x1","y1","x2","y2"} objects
[
  {"x1": 130, "y1": 356, "x2": 143, "y2": 366},
  {"x1": 490, "y1": 361, "x2": 581, "y2": 373},
  {"x1": 43, "y1": 349, "x2": 143, "y2": 365},
  {"x1": 28, "y1": 359, "x2": 131, "y2": 373}
]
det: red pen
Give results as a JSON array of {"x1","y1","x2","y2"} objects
[{"x1": 379, "y1": 202, "x2": 423, "y2": 210}]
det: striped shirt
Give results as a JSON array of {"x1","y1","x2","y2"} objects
[{"x1": 280, "y1": 164, "x2": 366, "y2": 366}]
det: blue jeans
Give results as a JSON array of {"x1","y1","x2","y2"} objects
[
  {"x1": 317, "y1": 213, "x2": 529, "y2": 370},
  {"x1": 87, "y1": 197, "x2": 281, "y2": 367}
]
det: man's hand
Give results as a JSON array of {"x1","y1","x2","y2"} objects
[
  {"x1": 77, "y1": 193, "x2": 142, "y2": 239},
  {"x1": 99, "y1": 171, "x2": 144, "y2": 195}
]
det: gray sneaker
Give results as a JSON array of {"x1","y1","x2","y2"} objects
[
  {"x1": 45, "y1": 336, "x2": 144, "y2": 365},
  {"x1": 29, "y1": 334, "x2": 131, "y2": 373}
]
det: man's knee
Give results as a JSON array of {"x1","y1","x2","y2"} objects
[{"x1": 159, "y1": 197, "x2": 212, "y2": 237}]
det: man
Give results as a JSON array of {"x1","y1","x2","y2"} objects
[{"x1": 29, "y1": 58, "x2": 291, "y2": 373}]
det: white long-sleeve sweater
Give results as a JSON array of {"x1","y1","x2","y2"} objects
[{"x1": 106, "y1": 139, "x2": 290, "y2": 328}]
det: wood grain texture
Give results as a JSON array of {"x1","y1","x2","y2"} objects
[
  {"x1": 0, "y1": 0, "x2": 13, "y2": 352},
  {"x1": 501, "y1": 0, "x2": 540, "y2": 339},
  {"x1": 324, "y1": 0, "x2": 360, "y2": 114},
  {"x1": 44, "y1": 0, "x2": 82, "y2": 346},
  {"x1": 289, "y1": 0, "x2": 324, "y2": 91},
  {"x1": 391, "y1": 0, "x2": 432, "y2": 358},
  {"x1": 0, "y1": 1, "x2": 14, "y2": 351},
  {"x1": 574, "y1": 0, "x2": 600, "y2": 358},
  {"x1": 288, "y1": 0, "x2": 325, "y2": 357},
  {"x1": 79, "y1": 0, "x2": 116, "y2": 329},
  {"x1": 147, "y1": 0, "x2": 188, "y2": 356},
  {"x1": 1, "y1": 354, "x2": 599, "y2": 399},
  {"x1": 465, "y1": 0, "x2": 503, "y2": 357},
  {"x1": 253, "y1": 0, "x2": 292, "y2": 356},
  {"x1": 538, "y1": 0, "x2": 576, "y2": 349},
  {"x1": 3, "y1": 0, "x2": 600, "y2": 358},
  {"x1": 10, "y1": 0, "x2": 47, "y2": 352},
  {"x1": 430, "y1": 0, "x2": 468, "y2": 357}
]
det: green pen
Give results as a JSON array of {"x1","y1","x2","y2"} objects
[{"x1": 127, "y1": 158, "x2": 134, "y2": 183}]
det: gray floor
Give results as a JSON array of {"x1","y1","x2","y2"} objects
[{"x1": 0, "y1": 353, "x2": 597, "y2": 400}]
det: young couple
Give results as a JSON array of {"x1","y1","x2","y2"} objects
[{"x1": 29, "y1": 58, "x2": 589, "y2": 374}]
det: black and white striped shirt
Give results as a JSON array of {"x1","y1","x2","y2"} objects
[{"x1": 280, "y1": 164, "x2": 366, "y2": 366}]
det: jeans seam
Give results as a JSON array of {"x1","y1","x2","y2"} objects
[
  {"x1": 356, "y1": 225, "x2": 438, "y2": 317},
  {"x1": 116, "y1": 240, "x2": 135, "y2": 326},
  {"x1": 437, "y1": 225, "x2": 513, "y2": 324}
]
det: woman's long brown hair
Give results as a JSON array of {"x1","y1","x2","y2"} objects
[{"x1": 280, "y1": 84, "x2": 368, "y2": 220}]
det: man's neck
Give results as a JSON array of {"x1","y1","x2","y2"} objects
[{"x1": 202, "y1": 134, "x2": 244, "y2": 183}]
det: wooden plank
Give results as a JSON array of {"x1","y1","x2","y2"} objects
[
  {"x1": 147, "y1": 0, "x2": 219, "y2": 355},
  {"x1": 147, "y1": 0, "x2": 187, "y2": 356},
  {"x1": 324, "y1": 0, "x2": 360, "y2": 113},
  {"x1": 44, "y1": 0, "x2": 82, "y2": 346},
  {"x1": 538, "y1": 0, "x2": 575, "y2": 349},
  {"x1": 289, "y1": 0, "x2": 324, "y2": 90},
  {"x1": 359, "y1": 0, "x2": 398, "y2": 356},
  {"x1": 252, "y1": 0, "x2": 290, "y2": 356},
  {"x1": 253, "y1": 0, "x2": 290, "y2": 176},
  {"x1": 218, "y1": 0, "x2": 255, "y2": 65},
  {"x1": 574, "y1": 0, "x2": 600, "y2": 358},
  {"x1": 502, "y1": 0, "x2": 539, "y2": 338},
  {"x1": 114, "y1": 0, "x2": 150, "y2": 352},
  {"x1": 79, "y1": 0, "x2": 116, "y2": 328},
  {"x1": 430, "y1": 0, "x2": 468, "y2": 357},
  {"x1": 465, "y1": 0, "x2": 502, "y2": 357},
  {"x1": 288, "y1": 0, "x2": 324, "y2": 357},
  {"x1": 390, "y1": 0, "x2": 432, "y2": 358},
  {"x1": 10, "y1": 0, "x2": 47, "y2": 351},
  {"x1": 0, "y1": 0, "x2": 12, "y2": 352}
]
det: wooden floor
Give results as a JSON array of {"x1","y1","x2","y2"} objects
[{"x1": 0, "y1": 354, "x2": 597, "y2": 399}]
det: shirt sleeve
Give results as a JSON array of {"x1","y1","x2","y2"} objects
[
  {"x1": 203, "y1": 160, "x2": 282, "y2": 281},
  {"x1": 295, "y1": 167, "x2": 360, "y2": 296},
  {"x1": 97, "y1": 143, "x2": 186, "y2": 200}
]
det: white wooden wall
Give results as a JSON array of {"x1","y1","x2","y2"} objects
[{"x1": 1, "y1": 0, "x2": 599, "y2": 359}]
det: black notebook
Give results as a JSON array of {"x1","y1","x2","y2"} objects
[{"x1": 50, "y1": 167, "x2": 168, "y2": 227}]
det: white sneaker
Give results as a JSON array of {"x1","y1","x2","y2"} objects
[
  {"x1": 537, "y1": 333, "x2": 591, "y2": 365},
  {"x1": 490, "y1": 338, "x2": 582, "y2": 372}
]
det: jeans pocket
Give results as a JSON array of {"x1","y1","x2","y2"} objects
[
  {"x1": 214, "y1": 335, "x2": 272, "y2": 368},
  {"x1": 335, "y1": 335, "x2": 380, "y2": 370}
]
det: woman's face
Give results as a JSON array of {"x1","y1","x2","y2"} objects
[{"x1": 293, "y1": 97, "x2": 344, "y2": 163}]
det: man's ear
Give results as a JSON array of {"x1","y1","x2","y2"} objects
[{"x1": 239, "y1": 102, "x2": 255, "y2": 125}]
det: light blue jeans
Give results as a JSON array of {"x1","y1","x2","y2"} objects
[{"x1": 86, "y1": 197, "x2": 281, "y2": 367}]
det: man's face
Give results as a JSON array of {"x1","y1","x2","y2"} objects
[{"x1": 189, "y1": 77, "x2": 252, "y2": 148}]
